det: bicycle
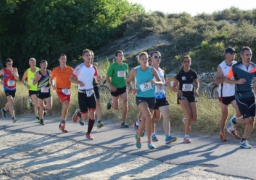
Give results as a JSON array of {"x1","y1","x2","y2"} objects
[
  {"x1": 201, "y1": 81, "x2": 218, "y2": 99},
  {"x1": 97, "y1": 76, "x2": 112, "y2": 107}
]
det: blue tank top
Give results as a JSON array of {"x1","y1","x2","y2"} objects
[{"x1": 135, "y1": 66, "x2": 155, "y2": 98}]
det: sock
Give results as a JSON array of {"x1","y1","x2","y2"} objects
[
  {"x1": 232, "y1": 118, "x2": 236, "y2": 124},
  {"x1": 61, "y1": 120, "x2": 66, "y2": 123},
  {"x1": 185, "y1": 134, "x2": 189, "y2": 138},
  {"x1": 165, "y1": 134, "x2": 170, "y2": 139},
  {"x1": 36, "y1": 116, "x2": 39, "y2": 119},
  {"x1": 12, "y1": 117, "x2": 14, "y2": 119},
  {"x1": 97, "y1": 120, "x2": 101, "y2": 123},
  {"x1": 241, "y1": 138, "x2": 246, "y2": 142},
  {"x1": 87, "y1": 119, "x2": 95, "y2": 134},
  {"x1": 152, "y1": 133, "x2": 155, "y2": 136},
  {"x1": 135, "y1": 122, "x2": 140, "y2": 126}
]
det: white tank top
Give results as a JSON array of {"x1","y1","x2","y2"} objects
[{"x1": 218, "y1": 60, "x2": 237, "y2": 97}]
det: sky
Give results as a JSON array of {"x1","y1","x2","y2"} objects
[{"x1": 129, "y1": 0, "x2": 255, "y2": 16}]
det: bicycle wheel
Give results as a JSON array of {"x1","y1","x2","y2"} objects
[
  {"x1": 98, "y1": 85, "x2": 111, "y2": 104},
  {"x1": 211, "y1": 85, "x2": 218, "y2": 99}
]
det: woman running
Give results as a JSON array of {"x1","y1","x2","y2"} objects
[
  {"x1": 172, "y1": 56, "x2": 199, "y2": 143},
  {"x1": 127, "y1": 52, "x2": 163, "y2": 149}
]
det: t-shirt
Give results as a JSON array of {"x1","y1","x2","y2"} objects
[
  {"x1": 227, "y1": 61, "x2": 256, "y2": 99},
  {"x1": 51, "y1": 66, "x2": 73, "y2": 92},
  {"x1": 3, "y1": 68, "x2": 17, "y2": 91},
  {"x1": 175, "y1": 69, "x2": 197, "y2": 96},
  {"x1": 73, "y1": 63, "x2": 98, "y2": 90},
  {"x1": 106, "y1": 62, "x2": 128, "y2": 88}
]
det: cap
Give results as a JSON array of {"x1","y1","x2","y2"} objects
[{"x1": 225, "y1": 47, "x2": 236, "y2": 54}]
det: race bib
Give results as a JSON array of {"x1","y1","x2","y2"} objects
[
  {"x1": 30, "y1": 78, "x2": 34, "y2": 84},
  {"x1": 117, "y1": 71, "x2": 126, "y2": 77},
  {"x1": 155, "y1": 85, "x2": 164, "y2": 93},
  {"x1": 86, "y1": 88, "x2": 94, "y2": 97},
  {"x1": 62, "y1": 88, "x2": 70, "y2": 95},
  {"x1": 41, "y1": 87, "x2": 49, "y2": 93},
  {"x1": 182, "y1": 84, "x2": 193, "y2": 91},
  {"x1": 140, "y1": 82, "x2": 152, "y2": 92},
  {"x1": 7, "y1": 80, "x2": 15, "y2": 86}
]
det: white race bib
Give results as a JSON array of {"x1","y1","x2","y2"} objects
[
  {"x1": 140, "y1": 82, "x2": 152, "y2": 92},
  {"x1": 117, "y1": 71, "x2": 126, "y2": 77},
  {"x1": 30, "y1": 78, "x2": 34, "y2": 84},
  {"x1": 41, "y1": 87, "x2": 49, "y2": 93},
  {"x1": 182, "y1": 84, "x2": 193, "y2": 91},
  {"x1": 86, "y1": 88, "x2": 94, "y2": 97},
  {"x1": 7, "y1": 80, "x2": 15, "y2": 86},
  {"x1": 62, "y1": 88, "x2": 70, "y2": 95}
]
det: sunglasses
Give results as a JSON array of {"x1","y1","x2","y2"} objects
[{"x1": 153, "y1": 56, "x2": 161, "y2": 59}]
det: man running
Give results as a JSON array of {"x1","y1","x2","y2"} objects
[
  {"x1": 150, "y1": 51, "x2": 177, "y2": 144},
  {"x1": 70, "y1": 49, "x2": 100, "y2": 140},
  {"x1": 33, "y1": 60, "x2": 52, "y2": 125},
  {"x1": 0, "y1": 58, "x2": 19, "y2": 122},
  {"x1": 215, "y1": 47, "x2": 241, "y2": 142},
  {"x1": 21, "y1": 58, "x2": 40, "y2": 122},
  {"x1": 226, "y1": 46, "x2": 256, "y2": 149},
  {"x1": 50, "y1": 54, "x2": 73, "y2": 133},
  {"x1": 106, "y1": 50, "x2": 129, "y2": 128}
]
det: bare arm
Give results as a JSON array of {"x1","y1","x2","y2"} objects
[
  {"x1": 225, "y1": 77, "x2": 245, "y2": 85},
  {"x1": 70, "y1": 74, "x2": 84, "y2": 87},
  {"x1": 126, "y1": 68, "x2": 137, "y2": 94},
  {"x1": 215, "y1": 66, "x2": 225, "y2": 85},
  {"x1": 171, "y1": 78, "x2": 183, "y2": 97},
  {"x1": 21, "y1": 70, "x2": 28, "y2": 84},
  {"x1": 151, "y1": 68, "x2": 163, "y2": 85},
  {"x1": 12, "y1": 68, "x2": 19, "y2": 80},
  {"x1": 33, "y1": 72, "x2": 41, "y2": 85}
]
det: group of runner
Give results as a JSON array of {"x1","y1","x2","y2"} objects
[{"x1": 0, "y1": 46, "x2": 255, "y2": 149}]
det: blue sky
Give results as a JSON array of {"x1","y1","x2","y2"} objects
[{"x1": 129, "y1": 0, "x2": 254, "y2": 16}]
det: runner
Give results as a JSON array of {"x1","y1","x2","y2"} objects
[
  {"x1": 50, "y1": 53, "x2": 73, "y2": 133},
  {"x1": 151, "y1": 51, "x2": 177, "y2": 144},
  {"x1": 106, "y1": 50, "x2": 129, "y2": 128},
  {"x1": 226, "y1": 46, "x2": 256, "y2": 149},
  {"x1": 215, "y1": 47, "x2": 241, "y2": 142},
  {"x1": 172, "y1": 55, "x2": 199, "y2": 143},
  {"x1": 0, "y1": 58, "x2": 19, "y2": 122},
  {"x1": 70, "y1": 49, "x2": 100, "y2": 140},
  {"x1": 33, "y1": 60, "x2": 52, "y2": 125},
  {"x1": 127, "y1": 51, "x2": 163, "y2": 149},
  {"x1": 21, "y1": 58, "x2": 40, "y2": 122}
]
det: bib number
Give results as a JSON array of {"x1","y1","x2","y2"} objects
[
  {"x1": 7, "y1": 80, "x2": 15, "y2": 86},
  {"x1": 117, "y1": 71, "x2": 126, "y2": 77},
  {"x1": 41, "y1": 87, "x2": 49, "y2": 93},
  {"x1": 182, "y1": 84, "x2": 193, "y2": 91},
  {"x1": 62, "y1": 88, "x2": 70, "y2": 95},
  {"x1": 86, "y1": 89, "x2": 94, "y2": 97},
  {"x1": 140, "y1": 82, "x2": 152, "y2": 92},
  {"x1": 30, "y1": 78, "x2": 34, "y2": 84}
]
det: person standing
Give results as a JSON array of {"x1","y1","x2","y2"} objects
[
  {"x1": 226, "y1": 46, "x2": 256, "y2": 149},
  {"x1": 172, "y1": 56, "x2": 199, "y2": 143},
  {"x1": 70, "y1": 49, "x2": 100, "y2": 140},
  {"x1": 50, "y1": 54, "x2": 73, "y2": 133},
  {"x1": 106, "y1": 50, "x2": 129, "y2": 128},
  {"x1": 150, "y1": 51, "x2": 177, "y2": 144},
  {"x1": 0, "y1": 58, "x2": 19, "y2": 122},
  {"x1": 215, "y1": 47, "x2": 241, "y2": 142},
  {"x1": 33, "y1": 60, "x2": 52, "y2": 125},
  {"x1": 21, "y1": 58, "x2": 40, "y2": 122}
]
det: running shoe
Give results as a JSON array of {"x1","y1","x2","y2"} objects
[
  {"x1": 121, "y1": 122, "x2": 129, "y2": 128},
  {"x1": 12, "y1": 117, "x2": 18, "y2": 123},
  {"x1": 226, "y1": 115, "x2": 236, "y2": 134},
  {"x1": 182, "y1": 118, "x2": 191, "y2": 132},
  {"x1": 1, "y1": 108, "x2": 6, "y2": 118},
  {"x1": 240, "y1": 140, "x2": 252, "y2": 149},
  {"x1": 135, "y1": 134, "x2": 141, "y2": 149},
  {"x1": 59, "y1": 122, "x2": 68, "y2": 133},
  {"x1": 107, "y1": 98, "x2": 112, "y2": 110},
  {"x1": 97, "y1": 120, "x2": 104, "y2": 129},
  {"x1": 40, "y1": 119, "x2": 45, "y2": 125},
  {"x1": 231, "y1": 129, "x2": 241, "y2": 139},
  {"x1": 72, "y1": 109, "x2": 81, "y2": 123},
  {"x1": 165, "y1": 135, "x2": 177, "y2": 144},
  {"x1": 219, "y1": 133, "x2": 227, "y2": 142},
  {"x1": 43, "y1": 109, "x2": 47, "y2": 117},
  {"x1": 27, "y1": 99, "x2": 33, "y2": 109},
  {"x1": 79, "y1": 119, "x2": 85, "y2": 126},
  {"x1": 36, "y1": 116, "x2": 40, "y2": 123},
  {"x1": 148, "y1": 141, "x2": 155, "y2": 149},
  {"x1": 86, "y1": 133, "x2": 94, "y2": 140},
  {"x1": 183, "y1": 137, "x2": 191, "y2": 143},
  {"x1": 133, "y1": 122, "x2": 139, "y2": 133},
  {"x1": 152, "y1": 134, "x2": 158, "y2": 142}
]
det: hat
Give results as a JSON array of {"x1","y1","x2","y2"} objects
[{"x1": 225, "y1": 47, "x2": 236, "y2": 54}]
